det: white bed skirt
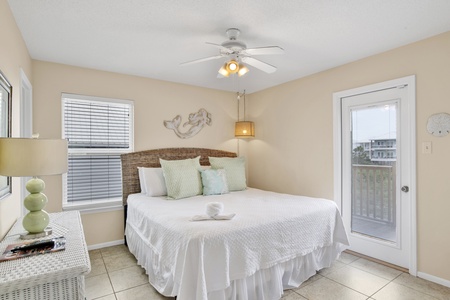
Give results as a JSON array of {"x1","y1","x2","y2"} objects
[{"x1": 126, "y1": 223, "x2": 347, "y2": 300}]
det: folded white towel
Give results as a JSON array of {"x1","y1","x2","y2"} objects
[
  {"x1": 206, "y1": 202, "x2": 224, "y2": 217},
  {"x1": 190, "y1": 202, "x2": 235, "y2": 221},
  {"x1": 190, "y1": 213, "x2": 236, "y2": 222}
]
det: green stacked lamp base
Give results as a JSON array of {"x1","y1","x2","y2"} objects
[{"x1": 20, "y1": 177, "x2": 52, "y2": 240}]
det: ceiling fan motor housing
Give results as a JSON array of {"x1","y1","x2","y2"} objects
[
  {"x1": 226, "y1": 28, "x2": 240, "y2": 39},
  {"x1": 221, "y1": 40, "x2": 247, "y2": 52},
  {"x1": 222, "y1": 28, "x2": 246, "y2": 52}
]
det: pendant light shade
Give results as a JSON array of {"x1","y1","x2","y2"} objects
[{"x1": 235, "y1": 121, "x2": 255, "y2": 138}]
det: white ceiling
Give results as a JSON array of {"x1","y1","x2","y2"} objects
[{"x1": 7, "y1": 0, "x2": 450, "y2": 94}]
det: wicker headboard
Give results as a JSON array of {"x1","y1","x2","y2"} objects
[{"x1": 120, "y1": 147, "x2": 237, "y2": 205}]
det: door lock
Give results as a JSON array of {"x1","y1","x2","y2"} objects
[{"x1": 401, "y1": 186, "x2": 409, "y2": 193}]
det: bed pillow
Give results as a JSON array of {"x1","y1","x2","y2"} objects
[
  {"x1": 138, "y1": 167, "x2": 146, "y2": 194},
  {"x1": 137, "y1": 167, "x2": 167, "y2": 197},
  {"x1": 209, "y1": 156, "x2": 247, "y2": 191},
  {"x1": 201, "y1": 169, "x2": 229, "y2": 196},
  {"x1": 160, "y1": 156, "x2": 202, "y2": 199}
]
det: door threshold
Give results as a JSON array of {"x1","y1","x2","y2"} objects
[{"x1": 344, "y1": 250, "x2": 409, "y2": 273}]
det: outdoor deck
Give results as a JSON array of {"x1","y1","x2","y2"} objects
[{"x1": 351, "y1": 164, "x2": 397, "y2": 243}]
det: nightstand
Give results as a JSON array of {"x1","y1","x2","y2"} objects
[{"x1": 0, "y1": 211, "x2": 91, "y2": 300}]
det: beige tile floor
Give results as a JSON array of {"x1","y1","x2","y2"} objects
[{"x1": 86, "y1": 245, "x2": 450, "y2": 300}]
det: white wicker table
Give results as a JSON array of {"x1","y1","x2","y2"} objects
[{"x1": 0, "y1": 211, "x2": 91, "y2": 300}]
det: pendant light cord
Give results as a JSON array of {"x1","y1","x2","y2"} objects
[{"x1": 243, "y1": 90, "x2": 246, "y2": 122}]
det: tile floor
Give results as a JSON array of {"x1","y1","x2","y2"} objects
[{"x1": 86, "y1": 245, "x2": 450, "y2": 300}]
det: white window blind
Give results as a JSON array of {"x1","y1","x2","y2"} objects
[{"x1": 62, "y1": 94, "x2": 133, "y2": 208}]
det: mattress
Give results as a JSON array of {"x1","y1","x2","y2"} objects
[{"x1": 125, "y1": 188, "x2": 349, "y2": 300}]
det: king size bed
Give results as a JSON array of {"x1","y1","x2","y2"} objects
[{"x1": 121, "y1": 148, "x2": 349, "y2": 300}]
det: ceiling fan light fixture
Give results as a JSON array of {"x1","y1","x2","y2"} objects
[
  {"x1": 218, "y1": 64, "x2": 230, "y2": 77},
  {"x1": 238, "y1": 64, "x2": 249, "y2": 77},
  {"x1": 226, "y1": 60, "x2": 239, "y2": 73}
]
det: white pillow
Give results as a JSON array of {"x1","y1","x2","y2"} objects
[
  {"x1": 138, "y1": 167, "x2": 146, "y2": 193},
  {"x1": 137, "y1": 167, "x2": 167, "y2": 197}
]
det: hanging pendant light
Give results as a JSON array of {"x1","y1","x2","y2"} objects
[
  {"x1": 235, "y1": 121, "x2": 255, "y2": 138},
  {"x1": 235, "y1": 90, "x2": 255, "y2": 138}
]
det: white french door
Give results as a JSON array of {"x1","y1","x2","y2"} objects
[{"x1": 333, "y1": 76, "x2": 416, "y2": 272}]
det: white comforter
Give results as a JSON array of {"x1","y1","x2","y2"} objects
[{"x1": 126, "y1": 188, "x2": 348, "y2": 300}]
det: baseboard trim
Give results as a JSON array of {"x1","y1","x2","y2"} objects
[
  {"x1": 87, "y1": 239, "x2": 125, "y2": 250},
  {"x1": 345, "y1": 250, "x2": 450, "y2": 288},
  {"x1": 417, "y1": 271, "x2": 450, "y2": 288},
  {"x1": 344, "y1": 250, "x2": 408, "y2": 273}
]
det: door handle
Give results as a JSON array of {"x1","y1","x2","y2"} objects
[{"x1": 401, "y1": 186, "x2": 409, "y2": 193}]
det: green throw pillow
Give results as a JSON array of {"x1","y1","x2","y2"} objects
[
  {"x1": 209, "y1": 156, "x2": 246, "y2": 191},
  {"x1": 160, "y1": 156, "x2": 202, "y2": 199},
  {"x1": 201, "y1": 169, "x2": 229, "y2": 195}
]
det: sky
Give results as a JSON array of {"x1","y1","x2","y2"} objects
[{"x1": 352, "y1": 103, "x2": 396, "y2": 143}]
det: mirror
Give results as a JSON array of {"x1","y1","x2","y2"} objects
[{"x1": 0, "y1": 71, "x2": 12, "y2": 200}]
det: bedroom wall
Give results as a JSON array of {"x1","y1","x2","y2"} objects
[
  {"x1": 0, "y1": 0, "x2": 33, "y2": 239},
  {"x1": 247, "y1": 31, "x2": 450, "y2": 282},
  {"x1": 31, "y1": 60, "x2": 238, "y2": 246}
]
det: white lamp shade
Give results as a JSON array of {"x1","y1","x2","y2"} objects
[{"x1": 0, "y1": 138, "x2": 68, "y2": 177}]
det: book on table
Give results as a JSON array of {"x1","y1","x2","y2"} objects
[{"x1": 0, "y1": 236, "x2": 66, "y2": 262}]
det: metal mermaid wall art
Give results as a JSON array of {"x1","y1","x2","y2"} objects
[{"x1": 164, "y1": 108, "x2": 212, "y2": 139}]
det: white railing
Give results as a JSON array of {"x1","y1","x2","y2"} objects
[{"x1": 352, "y1": 164, "x2": 396, "y2": 225}]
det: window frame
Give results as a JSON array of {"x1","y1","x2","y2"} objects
[{"x1": 61, "y1": 93, "x2": 134, "y2": 213}]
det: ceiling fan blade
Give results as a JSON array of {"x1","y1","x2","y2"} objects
[
  {"x1": 244, "y1": 46, "x2": 284, "y2": 56},
  {"x1": 180, "y1": 55, "x2": 224, "y2": 66},
  {"x1": 205, "y1": 42, "x2": 234, "y2": 54},
  {"x1": 241, "y1": 57, "x2": 277, "y2": 73}
]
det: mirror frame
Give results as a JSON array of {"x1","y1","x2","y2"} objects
[{"x1": 0, "y1": 71, "x2": 12, "y2": 200}]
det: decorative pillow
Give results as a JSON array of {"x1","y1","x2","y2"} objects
[
  {"x1": 201, "y1": 169, "x2": 229, "y2": 196},
  {"x1": 137, "y1": 167, "x2": 167, "y2": 197},
  {"x1": 160, "y1": 156, "x2": 202, "y2": 199},
  {"x1": 209, "y1": 156, "x2": 246, "y2": 191}
]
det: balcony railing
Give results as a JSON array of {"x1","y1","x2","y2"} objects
[{"x1": 352, "y1": 164, "x2": 396, "y2": 225}]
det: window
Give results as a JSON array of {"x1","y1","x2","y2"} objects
[{"x1": 62, "y1": 94, "x2": 133, "y2": 212}]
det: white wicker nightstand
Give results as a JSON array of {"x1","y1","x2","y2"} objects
[{"x1": 0, "y1": 211, "x2": 91, "y2": 300}]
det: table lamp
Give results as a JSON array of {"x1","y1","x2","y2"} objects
[{"x1": 0, "y1": 137, "x2": 68, "y2": 239}]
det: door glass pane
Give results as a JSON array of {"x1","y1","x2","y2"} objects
[{"x1": 351, "y1": 103, "x2": 397, "y2": 243}]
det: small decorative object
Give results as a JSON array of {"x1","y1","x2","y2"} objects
[
  {"x1": 164, "y1": 108, "x2": 212, "y2": 139},
  {"x1": 427, "y1": 112, "x2": 450, "y2": 137},
  {"x1": 0, "y1": 136, "x2": 68, "y2": 239}
]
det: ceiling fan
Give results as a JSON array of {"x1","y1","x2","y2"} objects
[{"x1": 180, "y1": 28, "x2": 284, "y2": 77}]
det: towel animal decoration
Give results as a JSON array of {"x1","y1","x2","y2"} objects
[{"x1": 191, "y1": 202, "x2": 235, "y2": 221}]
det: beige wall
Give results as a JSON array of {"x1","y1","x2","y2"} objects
[
  {"x1": 31, "y1": 60, "x2": 238, "y2": 245},
  {"x1": 248, "y1": 31, "x2": 450, "y2": 281},
  {"x1": 0, "y1": 0, "x2": 32, "y2": 239},
  {"x1": 2, "y1": 0, "x2": 450, "y2": 282}
]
